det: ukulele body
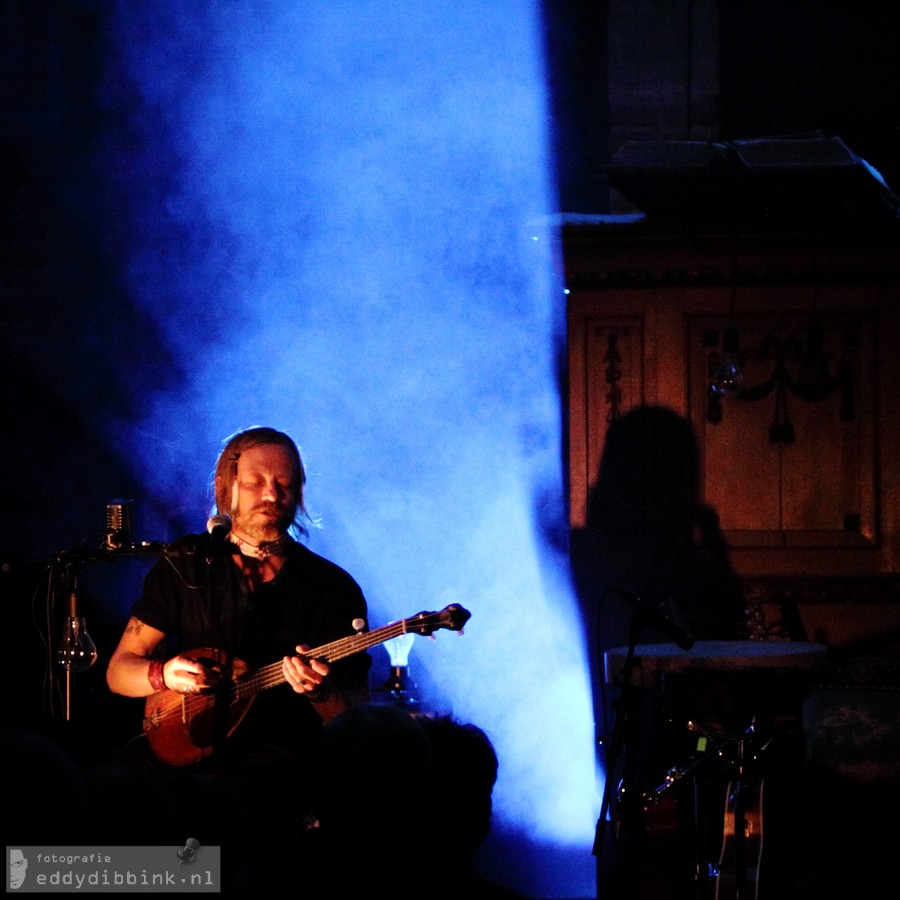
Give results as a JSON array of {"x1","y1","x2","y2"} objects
[{"x1": 143, "y1": 648, "x2": 253, "y2": 766}]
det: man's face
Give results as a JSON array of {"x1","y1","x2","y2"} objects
[
  {"x1": 9, "y1": 850, "x2": 27, "y2": 889},
  {"x1": 230, "y1": 443, "x2": 298, "y2": 542}
]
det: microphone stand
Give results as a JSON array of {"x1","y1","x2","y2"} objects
[
  {"x1": 46, "y1": 499, "x2": 181, "y2": 722},
  {"x1": 51, "y1": 542, "x2": 168, "y2": 722},
  {"x1": 593, "y1": 609, "x2": 650, "y2": 890},
  {"x1": 594, "y1": 581, "x2": 697, "y2": 900}
]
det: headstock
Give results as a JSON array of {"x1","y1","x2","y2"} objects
[{"x1": 405, "y1": 603, "x2": 471, "y2": 636}]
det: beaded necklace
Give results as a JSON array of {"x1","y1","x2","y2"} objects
[{"x1": 228, "y1": 531, "x2": 288, "y2": 560}]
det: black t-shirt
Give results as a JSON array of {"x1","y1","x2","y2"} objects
[{"x1": 132, "y1": 533, "x2": 371, "y2": 758}]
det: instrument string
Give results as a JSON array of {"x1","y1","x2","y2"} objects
[
  {"x1": 144, "y1": 618, "x2": 425, "y2": 728},
  {"x1": 239, "y1": 620, "x2": 411, "y2": 694}
]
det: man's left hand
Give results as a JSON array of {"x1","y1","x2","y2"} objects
[{"x1": 282, "y1": 645, "x2": 331, "y2": 695}]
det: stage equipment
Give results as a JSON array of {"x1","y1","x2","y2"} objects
[
  {"x1": 44, "y1": 500, "x2": 181, "y2": 722},
  {"x1": 376, "y1": 631, "x2": 420, "y2": 707},
  {"x1": 710, "y1": 327, "x2": 744, "y2": 400},
  {"x1": 603, "y1": 640, "x2": 826, "y2": 687},
  {"x1": 105, "y1": 498, "x2": 135, "y2": 549},
  {"x1": 600, "y1": 639, "x2": 826, "y2": 899},
  {"x1": 56, "y1": 575, "x2": 98, "y2": 720}
]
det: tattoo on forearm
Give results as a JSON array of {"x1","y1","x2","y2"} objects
[{"x1": 125, "y1": 617, "x2": 144, "y2": 635}]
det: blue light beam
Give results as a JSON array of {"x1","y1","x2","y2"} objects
[{"x1": 99, "y1": 2, "x2": 598, "y2": 895}]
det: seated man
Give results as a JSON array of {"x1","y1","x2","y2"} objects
[{"x1": 106, "y1": 426, "x2": 371, "y2": 887}]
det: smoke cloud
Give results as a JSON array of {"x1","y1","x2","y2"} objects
[{"x1": 98, "y1": 2, "x2": 597, "y2": 894}]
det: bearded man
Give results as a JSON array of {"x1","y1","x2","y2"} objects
[{"x1": 106, "y1": 426, "x2": 371, "y2": 888}]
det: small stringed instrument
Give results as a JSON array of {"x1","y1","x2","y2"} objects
[{"x1": 143, "y1": 603, "x2": 471, "y2": 765}]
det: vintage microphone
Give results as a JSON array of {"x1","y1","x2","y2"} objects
[
  {"x1": 105, "y1": 498, "x2": 135, "y2": 550},
  {"x1": 206, "y1": 515, "x2": 232, "y2": 564}
]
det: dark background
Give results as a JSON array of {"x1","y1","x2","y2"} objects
[{"x1": 3, "y1": 2, "x2": 899, "y2": 895}]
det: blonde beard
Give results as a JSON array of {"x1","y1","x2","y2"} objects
[{"x1": 232, "y1": 507, "x2": 292, "y2": 544}]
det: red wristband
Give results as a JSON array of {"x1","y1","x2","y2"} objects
[{"x1": 148, "y1": 659, "x2": 168, "y2": 692}]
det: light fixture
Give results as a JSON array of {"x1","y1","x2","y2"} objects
[
  {"x1": 57, "y1": 588, "x2": 98, "y2": 675},
  {"x1": 710, "y1": 326, "x2": 744, "y2": 398},
  {"x1": 57, "y1": 578, "x2": 98, "y2": 720},
  {"x1": 709, "y1": 249, "x2": 744, "y2": 403},
  {"x1": 377, "y1": 632, "x2": 419, "y2": 706}
]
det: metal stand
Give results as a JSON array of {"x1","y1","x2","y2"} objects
[
  {"x1": 598, "y1": 638, "x2": 822, "y2": 900},
  {"x1": 593, "y1": 612, "x2": 642, "y2": 858}
]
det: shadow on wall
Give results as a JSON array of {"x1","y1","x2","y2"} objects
[
  {"x1": 570, "y1": 403, "x2": 745, "y2": 672},
  {"x1": 569, "y1": 404, "x2": 747, "y2": 898}
]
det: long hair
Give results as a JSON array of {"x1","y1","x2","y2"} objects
[{"x1": 211, "y1": 426, "x2": 311, "y2": 537}]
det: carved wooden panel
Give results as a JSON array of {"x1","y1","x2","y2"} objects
[
  {"x1": 688, "y1": 309, "x2": 877, "y2": 550},
  {"x1": 578, "y1": 316, "x2": 644, "y2": 522},
  {"x1": 565, "y1": 225, "x2": 900, "y2": 579}
]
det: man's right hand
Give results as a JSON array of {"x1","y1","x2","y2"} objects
[{"x1": 163, "y1": 654, "x2": 221, "y2": 693}]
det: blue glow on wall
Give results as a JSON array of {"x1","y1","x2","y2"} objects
[{"x1": 97, "y1": 2, "x2": 598, "y2": 895}]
